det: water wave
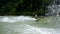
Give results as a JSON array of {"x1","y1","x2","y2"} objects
[
  {"x1": 0, "y1": 16, "x2": 37, "y2": 22},
  {"x1": 11, "y1": 24, "x2": 59, "y2": 34}
]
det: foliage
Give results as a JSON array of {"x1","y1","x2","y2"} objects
[{"x1": 0, "y1": 0, "x2": 53, "y2": 16}]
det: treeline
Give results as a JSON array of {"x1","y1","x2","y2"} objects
[{"x1": 0, "y1": 0, "x2": 53, "y2": 16}]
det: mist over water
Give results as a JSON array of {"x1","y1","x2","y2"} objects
[{"x1": 47, "y1": 0, "x2": 60, "y2": 16}]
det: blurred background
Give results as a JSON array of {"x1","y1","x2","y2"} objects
[{"x1": 0, "y1": 0, "x2": 53, "y2": 16}]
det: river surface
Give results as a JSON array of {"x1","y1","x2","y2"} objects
[{"x1": 0, "y1": 16, "x2": 60, "y2": 34}]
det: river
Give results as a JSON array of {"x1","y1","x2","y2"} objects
[{"x1": 0, "y1": 16, "x2": 60, "y2": 34}]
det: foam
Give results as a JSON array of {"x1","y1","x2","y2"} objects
[
  {"x1": 1, "y1": 16, "x2": 37, "y2": 23},
  {"x1": 12, "y1": 24, "x2": 58, "y2": 34}
]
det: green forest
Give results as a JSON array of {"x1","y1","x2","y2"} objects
[{"x1": 0, "y1": 0, "x2": 53, "y2": 16}]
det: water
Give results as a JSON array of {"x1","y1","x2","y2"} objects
[
  {"x1": 0, "y1": 16, "x2": 60, "y2": 34},
  {"x1": 0, "y1": 16, "x2": 36, "y2": 23},
  {"x1": 0, "y1": 0, "x2": 60, "y2": 34},
  {"x1": 47, "y1": 0, "x2": 60, "y2": 16}
]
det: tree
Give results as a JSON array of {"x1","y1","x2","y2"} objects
[{"x1": 0, "y1": 0, "x2": 53, "y2": 16}]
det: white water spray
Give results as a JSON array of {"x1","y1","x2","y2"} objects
[
  {"x1": 8, "y1": 24, "x2": 59, "y2": 34},
  {"x1": 47, "y1": 0, "x2": 60, "y2": 16},
  {"x1": 1, "y1": 16, "x2": 37, "y2": 22}
]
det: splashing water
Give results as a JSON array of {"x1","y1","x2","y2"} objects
[
  {"x1": 19, "y1": 25, "x2": 57, "y2": 34},
  {"x1": 47, "y1": 0, "x2": 60, "y2": 28},
  {"x1": 0, "y1": 16, "x2": 37, "y2": 23},
  {"x1": 1, "y1": 0, "x2": 60, "y2": 34},
  {"x1": 0, "y1": 16, "x2": 60, "y2": 34},
  {"x1": 47, "y1": 0, "x2": 60, "y2": 16},
  {"x1": 13, "y1": 24, "x2": 58, "y2": 34}
]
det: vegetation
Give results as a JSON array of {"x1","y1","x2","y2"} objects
[{"x1": 0, "y1": 0, "x2": 53, "y2": 16}]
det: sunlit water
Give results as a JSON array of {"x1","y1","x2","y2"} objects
[{"x1": 0, "y1": 16, "x2": 60, "y2": 34}]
